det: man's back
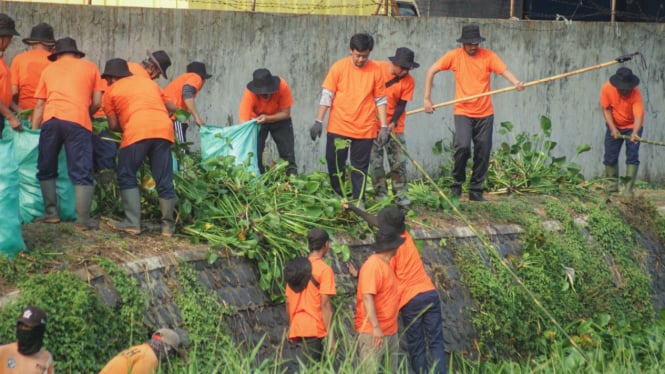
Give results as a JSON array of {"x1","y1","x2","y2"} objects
[
  {"x1": 99, "y1": 343, "x2": 157, "y2": 374},
  {"x1": 10, "y1": 49, "x2": 51, "y2": 109}
]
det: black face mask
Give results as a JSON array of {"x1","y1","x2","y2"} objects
[{"x1": 16, "y1": 324, "x2": 45, "y2": 355}]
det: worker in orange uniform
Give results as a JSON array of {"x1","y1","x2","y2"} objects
[
  {"x1": 31, "y1": 37, "x2": 103, "y2": 230},
  {"x1": 127, "y1": 50, "x2": 172, "y2": 81},
  {"x1": 10, "y1": 23, "x2": 55, "y2": 114},
  {"x1": 310, "y1": 33, "x2": 387, "y2": 206},
  {"x1": 284, "y1": 228, "x2": 336, "y2": 369},
  {"x1": 370, "y1": 47, "x2": 419, "y2": 207},
  {"x1": 0, "y1": 13, "x2": 21, "y2": 138},
  {"x1": 0, "y1": 306, "x2": 54, "y2": 374},
  {"x1": 354, "y1": 227, "x2": 403, "y2": 372},
  {"x1": 99, "y1": 328, "x2": 181, "y2": 374},
  {"x1": 101, "y1": 58, "x2": 177, "y2": 237},
  {"x1": 424, "y1": 24, "x2": 524, "y2": 202},
  {"x1": 239, "y1": 68, "x2": 297, "y2": 175}
]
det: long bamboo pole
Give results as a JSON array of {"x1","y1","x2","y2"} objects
[
  {"x1": 408, "y1": 52, "x2": 639, "y2": 116},
  {"x1": 618, "y1": 134, "x2": 665, "y2": 146}
]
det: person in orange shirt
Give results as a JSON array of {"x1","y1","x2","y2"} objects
[
  {"x1": 346, "y1": 204, "x2": 447, "y2": 373},
  {"x1": 370, "y1": 48, "x2": 418, "y2": 207},
  {"x1": 0, "y1": 306, "x2": 54, "y2": 374},
  {"x1": 354, "y1": 227, "x2": 403, "y2": 372},
  {"x1": 310, "y1": 33, "x2": 388, "y2": 205},
  {"x1": 424, "y1": 24, "x2": 524, "y2": 202},
  {"x1": 600, "y1": 67, "x2": 644, "y2": 196},
  {"x1": 10, "y1": 23, "x2": 55, "y2": 113},
  {"x1": 284, "y1": 228, "x2": 336, "y2": 369},
  {"x1": 239, "y1": 68, "x2": 297, "y2": 176},
  {"x1": 101, "y1": 58, "x2": 177, "y2": 237},
  {"x1": 31, "y1": 37, "x2": 103, "y2": 230},
  {"x1": 0, "y1": 14, "x2": 22, "y2": 138},
  {"x1": 99, "y1": 328, "x2": 181, "y2": 374},
  {"x1": 127, "y1": 50, "x2": 172, "y2": 81},
  {"x1": 163, "y1": 61, "x2": 212, "y2": 145}
]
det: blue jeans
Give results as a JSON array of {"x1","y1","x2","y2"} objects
[
  {"x1": 603, "y1": 127, "x2": 642, "y2": 166},
  {"x1": 37, "y1": 118, "x2": 93, "y2": 186},
  {"x1": 401, "y1": 290, "x2": 447, "y2": 374},
  {"x1": 117, "y1": 139, "x2": 175, "y2": 199}
]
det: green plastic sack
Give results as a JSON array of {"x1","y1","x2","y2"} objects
[
  {"x1": 0, "y1": 139, "x2": 26, "y2": 257},
  {"x1": 200, "y1": 120, "x2": 259, "y2": 174},
  {"x1": 3, "y1": 121, "x2": 77, "y2": 222}
]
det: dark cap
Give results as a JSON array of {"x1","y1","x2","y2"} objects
[
  {"x1": 388, "y1": 47, "x2": 419, "y2": 69},
  {"x1": 187, "y1": 61, "x2": 212, "y2": 80},
  {"x1": 0, "y1": 14, "x2": 20, "y2": 37},
  {"x1": 371, "y1": 227, "x2": 405, "y2": 253},
  {"x1": 247, "y1": 68, "x2": 280, "y2": 95},
  {"x1": 147, "y1": 50, "x2": 171, "y2": 79},
  {"x1": 377, "y1": 206, "x2": 406, "y2": 233},
  {"x1": 307, "y1": 228, "x2": 330, "y2": 251},
  {"x1": 17, "y1": 306, "x2": 47, "y2": 327},
  {"x1": 22, "y1": 23, "x2": 55, "y2": 46},
  {"x1": 456, "y1": 24, "x2": 486, "y2": 44},
  {"x1": 609, "y1": 67, "x2": 640, "y2": 90},
  {"x1": 101, "y1": 58, "x2": 133, "y2": 79},
  {"x1": 48, "y1": 37, "x2": 85, "y2": 61}
]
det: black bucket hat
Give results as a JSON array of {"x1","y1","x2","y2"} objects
[
  {"x1": 147, "y1": 50, "x2": 171, "y2": 79},
  {"x1": 187, "y1": 61, "x2": 212, "y2": 80},
  {"x1": 389, "y1": 47, "x2": 419, "y2": 70},
  {"x1": 371, "y1": 227, "x2": 405, "y2": 253},
  {"x1": 378, "y1": 206, "x2": 406, "y2": 233},
  {"x1": 609, "y1": 67, "x2": 640, "y2": 90},
  {"x1": 456, "y1": 24, "x2": 486, "y2": 44},
  {"x1": 22, "y1": 23, "x2": 55, "y2": 46},
  {"x1": 48, "y1": 37, "x2": 85, "y2": 61},
  {"x1": 247, "y1": 68, "x2": 280, "y2": 95},
  {"x1": 101, "y1": 58, "x2": 133, "y2": 79},
  {"x1": 0, "y1": 14, "x2": 20, "y2": 37}
]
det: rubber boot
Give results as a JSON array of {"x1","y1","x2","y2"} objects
[
  {"x1": 604, "y1": 165, "x2": 619, "y2": 193},
  {"x1": 108, "y1": 188, "x2": 141, "y2": 235},
  {"x1": 74, "y1": 185, "x2": 98, "y2": 230},
  {"x1": 159, "y1": 198, "x2": 176, "y2": 237},
  {"x1": 35, "y1": 179, "x2": 60, "y2": 223},
  {"x1": 469, "y1": 189, "x2": 487, "y2": 202},
  {"x1": 622, "y1": 165, "x2": 639, "y2": 197}
]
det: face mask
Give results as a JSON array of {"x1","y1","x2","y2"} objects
[
  {"x1": 16, "y1": 324, "x2": 45, "y2": 355},
  {"x1": 149, "y1": 338, "x2": 175, "y2": 361}
]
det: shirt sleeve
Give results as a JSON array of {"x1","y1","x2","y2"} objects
[
  {"x1": 436, "y1": 50, "x2": 454, "y2": 71},
  {"x1": 373, "y1": 67, "x2": 386, "y2": 99},
  {"x1": 632, "y1": 89, "x2": 645, "y2": 117},
  {"x1": 489, "y1": 51, "x2": 508, "y2": 75},
  {"x1": 238, "y1": 88, "x2": 255, "y2": 122},
  {"x1": 279, "y1": 79, "x2": 294, "y2": 109},
  {"x1": 321, "y1": 61, "x2": 339, "y2": 93},
  {"x1": 102, "y1": 90, "x2": 116, "y2": 116},
  {"x1": 600, "y1": 83, "x2": 611, "y2": 108},
  {"x1": 401, "y1": 76, "x2": 415, "y2": 102},
  {"x1": 319, "y1": 265, "x2": 337, "y2": 296},
  {"x1": 9, "y1": 57, "x2": 19, "y2": 86}
]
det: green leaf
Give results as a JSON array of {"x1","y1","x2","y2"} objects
[
  {"x1": 544, "y1": 140, "x2": 557, "y2": 151},
  {"x1": 576, "y1": 144, "x2": 591, "y2": 154},
  {"x1": 540, "y1": 116, "x2": 552, "y2": 137},
  {"x1": 175, "y1": 109, "x2": 192, "y2": 123},
  {"x1": 500, "y1": 121, "x2": 514, "y2": 132}
]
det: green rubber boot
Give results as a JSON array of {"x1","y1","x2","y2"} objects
[
  {"x1": 35, "y1": 179, "x2": 60, "y2": 223},
  {"x1": 159, "y1": 198, "x2": 176, "y2": 237},
  {"x1": 108, "y1": 188, "x2": 141, "y2": 235},
  {"x1": 74, "y1": 185, "x2": 99, "y2": 230},
  {"x1": 623, "y1": 165, "x2": 639, "y2": 197},
  {"x1": 604, "y1": 165, "x2": 619, "y2": 193}
]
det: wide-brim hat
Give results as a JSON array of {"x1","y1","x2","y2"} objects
[
  {"x1": 17, "y1": 306, "x2": 47, "y2": 327},
  {"x1": 377, "y1": 206, "x2": 406, "y2": 233},
  {"x1": 22, "y1": 23, "x2": 55, "y2": 46},
  {"x1": 101, "y1": 58, "x2": 133, "y2": 79},
  {"x1": 371, "y1": 227, "x2": 406, "y2": 253},
  {"x1": 48, "y1": 37, "x2": 85, "y2": 61},
  {"x1": 187, "y1": 61, "x2": 212, "y2": 80},
  {"x1": 610, "y1": 67, "x2": 640, "y2": 90},
  {"x1": 388, "y1": 47, "x2": 419, "y2": 69},
  {"x1": 456, "y1": 24, "x2": 486, "y2": 44},
  {"x1": 247, "y1": 68, "x2": 280, "y2": 95},
  {"x1": 147, "y1": 49, "x2": 171, "y2": 79},
  {"x1": 0, "y1": 14, "x2": 20, "y2": 37}
]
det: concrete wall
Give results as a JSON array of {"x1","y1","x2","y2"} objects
[{"x1": 2, "y1": 2, "x2": 664, "y2": 181}]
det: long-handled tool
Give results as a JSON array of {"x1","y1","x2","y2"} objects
[
  {"x1": 618, "y1": 134, "x2": 665, "y2": 147},
  {"x1": 407, "y1": 52, "x2": 641, "y2": 116}
]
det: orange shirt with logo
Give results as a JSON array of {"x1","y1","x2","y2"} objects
[
  {"x1": 322, "y1": 58, "x2": 385, "y2": 139},
  {"x1": 354, "y1": 254, "x2": 399, "y2": 335},
  {"x1": 0, "y1": 57, "x2": 12, "y2": 109},
  {"x1": 600, "y1": 82, "x2": 644, "y2": 130},
  {"x1": 238, "y1": 78, "x2": 293, "y2": 123},
  {"x1": 163, "y1": 72, "x2": 203, "y2": 110},
  {"x1": 99, "y1": 343, "x2": 157, "y2": 374},
  {"x1": 389, "y1": 231, "x2": 436, "y2": 310},
  {"x1": 434, "y1": 48, "x2": 507, "y2": 118},
  {"x1": 376, "y1": 60, "x2": 415, "y2": 134},
  {"x1": 286, "y1": 256, "x2": 336, "y2": 339},
  {"x1": 103, "y1": 75, "x2": 174, "y2": 149},
  {"x1": 34, "y1": 55, "x2": 103, "y2": 131},
  {"x1": 0, "y1": 342, "x2": 54, "y2": 374},
  {"x1": 9, "y1": 49, "x2": 52, "y2": 110}
]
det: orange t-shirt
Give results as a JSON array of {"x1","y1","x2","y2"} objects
[
  {"x1": 0, "y1": 57, "x2": 11, "y2": 108},
  {"x1": 238, "y1": 78, "x2": 293, "y2": 123},
  {"x1": 322, "y1": 57, "x2": 385, "y2": 139},
  {"x1": 103, "y1": 75, "x2": 174, "y2": 148},
  {"x1": 376, "y1": 60, "x2": 415, "y2": 134},
  {"x1": 0, "y1": 342, "x2": 54, "y2": 374},
  {"x1": 599, "y1": 82, "x2": 644, "y2": 130},
  {"x1": 354, "y1": 254, "x2": 399, "y2": 335},
  {"x1": 9, "y1": 49, "x2": 52, "y2": 110},
  {"x1": 34, "y1": 55, "x2": 103, "y2": 131},
  {"x1": 389, "y1": 231, "x2": 436, "y2": 309},
  {"x1": 127, "y1": 62, "x2": 152, "y2": 80},
  {"x1": 163, "y1": 72, "x2": 203, "y2": 110},
  {"x1": 435, "y1": 48, "x2": 507, "y2": 118},
  {"x1": 286, "y1": 256, "x2": 336, "y2": 339},
  {"x1": 99, "y1": 343, "x2": 157, "y2": 374},
  {"x1": 92, "y1": 78, "x2": 108, "y2": 118}
]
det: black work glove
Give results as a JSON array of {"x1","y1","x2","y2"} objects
[
  {"x1": 377, "y1": 126, "x2": 390, "y2": 146},
  {"x1": 310, "y1": 120, "x2": 323, "y2": 141}
]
